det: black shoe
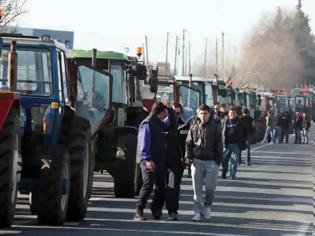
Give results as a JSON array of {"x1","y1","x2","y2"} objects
[
  {"x1": 150, "y1": 208, "x2": 162, "y2": 220},
  {"x1": 134, "y1": 209, "x2": 146, "y2": 221},
  {"x1": 231, "y1": 176, "x2": 236, "y2": 180},
  {"x1": 221, "y1": 175, "x2": 227, "y2": 179},
  {"x1": 168, "y1": 212, "x2": 178, "y2": 221},
  {"x1": 247, "y1": 162, "x2": 251, "y2": 166}
]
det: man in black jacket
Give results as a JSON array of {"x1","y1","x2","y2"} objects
[
  {"x1": 239, "y1": 108, "x2": 255, "y2": 165},
  {"x1": 165, "y1": 103, "x2": 185, "y2": 220},
  {"x1": 185, "y1": 104, "x2": 223, "y2": 221},
  {"x1": 221, "y1": 107, "x2": 246, "y2": 179}
]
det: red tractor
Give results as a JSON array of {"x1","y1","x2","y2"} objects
[{"x1": 0, "y1": 40, "x2": 21, "y2": 227}]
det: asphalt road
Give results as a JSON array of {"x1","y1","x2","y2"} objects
[{"x1": 1, "y1": 128, "x2": 314, "y2": 236}]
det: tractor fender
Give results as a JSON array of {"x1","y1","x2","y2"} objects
[
  {"x1": 113, "y1": 126, "x2": 138, "y2": 139},
  {"x1": 0, "y1": 92, "x2": 20, "y2": 131}
]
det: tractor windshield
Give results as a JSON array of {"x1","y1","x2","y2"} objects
[
  {"x1": 156, "y1": 84, "x2": 174, "y2": 104},
  {"x1": 179, "y1": 85, "x2": 201, "y2": 120},
  {"x1": 77, "y1": 65, "x2": 111, "y2": 134},
  {"x1": 204, "y1": 83, "x2": 214, "y2": 107},
  {"x1": 0, "y1": 48, "x2": 52, "y2": 96}
]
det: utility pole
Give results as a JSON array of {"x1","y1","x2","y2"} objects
[
  {"x1": 204, "y1": 37, "x2": 208, "y2": 77},
  {"x1": 297, "y1": 0, "x2": 302, "y2": 9},
  {"x1": 216, "y1": 37, "x2": 218, "y2": 76},
  {"x1": 182, "y1": 29, "x2": 186, "y2": 76},
  {"x1": 221, "y1": 32, "x2": 225, "y2": 81},
  {"x1": 165, "y1": 32, "x2": 169, "y2": 75},
  {"x1": 188, "y1": 40, "x2": 191, "y2": 75},
  {"x1": 145, "y1": 35, "x2": 149, "y2": 66},
  {"x1": 185, "y1": 48, "x2": 188, "y2": 76},
  {"x1": 142, "y1": 43, "x2": 146, "y2": 65},
  {"x1": 174, "y1": 36, "x2": 178, "y2": 76}
]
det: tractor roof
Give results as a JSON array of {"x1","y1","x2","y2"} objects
[
  {"x1": 0, "y1": 34, "x2": 67, "y2": 50},
  {"x1": 71, "y1": 50, "x2": 129, "y2": 61},
  {"x1": 174, "y1": 75, "x2": 217, "y2": 84}
]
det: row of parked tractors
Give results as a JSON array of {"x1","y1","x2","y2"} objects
[{"x1": 0, "y1": 34, "x2": 157, "y2": 227}]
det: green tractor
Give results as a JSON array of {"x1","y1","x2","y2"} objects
[{"x1": 71, "y1": 50, "x2": 156, "y2": 198}]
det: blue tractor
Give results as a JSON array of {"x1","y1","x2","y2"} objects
[{"x1": 0, "y1": 34, "x2": 112, "y2": 226}]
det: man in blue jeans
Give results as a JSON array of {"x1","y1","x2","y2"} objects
[
  {"x1": 185, "y1": 104, "x2": 223, "y2": 221},
  {"x1": 221, "y1": 107, "x2": 246, "y2": 180}
]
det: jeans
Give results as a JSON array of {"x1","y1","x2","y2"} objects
[
  {"x1": 294, "y1": 128, "x2": 302, "y2": 144},
  {"x1": 191, "y1": 159, "x2": 219, "y2": 214},
  {"x1": 301, "y1": 128, "x2": 308, "y2": 143},
  {"x1": 245, "y1": 135, "x2": 252, "y2": 163},
  {"x1": 222, "y1": 143, "x2": 240, "y2": 177},
  {"x1": 262, "y1": 127, "x2": 276, "y2": 143},
  {"x1": 275, "y1": 126, "x2": 281, "y2": 143}
]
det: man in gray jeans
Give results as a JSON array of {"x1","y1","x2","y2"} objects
[{"x1": 185, "y1": 104, "x2": 223, "y2": 221}]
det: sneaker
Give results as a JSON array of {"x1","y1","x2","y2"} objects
[
  {"x1": 134, "y1": 209, "x2": 146, "y2": 221},
  {"x1": 247, "y1": 162, "x2": 251, "y2": 166},
  {"x1": 203, "y1": 207, "x2": 211, "y2": 220},
  {"x1": 221, "y1": 174, "x2": 227, "y2": 179},
  {"x1": 150, "y1": 207, "x2": 162, "y2": 220},
  {"x1": 192, "y1": 212, "x2": 202, "y2": 222},
  {"x1": 168, "y1": 212, "x2": 178, "y2": 221},
  {"x1": 231, "y1": 176, "x2": 236, "y2": 180}
]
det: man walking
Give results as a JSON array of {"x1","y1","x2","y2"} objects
[
  {"x1": 185, "y1": 104, "x2": 223, "y2": 221},
  {"x1": 239, "y1": 108, "x2": 255, "y2": 166},
  {"x1": 134, "y1": 102, "x2": 168, "y2": 221},
  {"x1": 222, "y1": 107, "x2": 246, "y2": 180}
]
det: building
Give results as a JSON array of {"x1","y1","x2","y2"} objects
[{"x1": 15, "y1": 27, "x2": 74, "y2": 49}]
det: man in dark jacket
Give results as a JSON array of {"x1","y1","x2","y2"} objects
[
  {"x1": 164, "y1": 102, "x2": 185, "y2": 220},
  {"x1": 213, "y1": 104, "x2": 222, "y2": 125},
  {"x1": 279, "y1": 111, "x2": 291, "y2": 143},
  {"x1": 294, "y1": 112, "x2": 303, "y2": 144},
  {"x1": 221, "y1": 107, "x2": 246, "y2": 180},
  {"x1": 134, "y1": 102, "x2": 168, "y2": 221},
  {"x1": 185, "y1": 104, "x2": 223, "y2": 221},
  {"x1": 239, "y1": 108, "x2": 255, "y2": 166}
]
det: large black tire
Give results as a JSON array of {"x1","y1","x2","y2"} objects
[
  {"x1": 114, "y1": 134, "x2": 137, "y2": 198},
  {"x1": 0, "y1": 108, "x2": 21, "y2": 228},
  {"x1": 35, "y1": 145, "x2": 70, "y2": 225},
  {"x1": 67, "y1": 118, "x2": 94, "y2": 221}
]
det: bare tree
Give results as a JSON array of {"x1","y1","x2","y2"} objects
[
  {"x1": 0, "y1": 0, "x2": 27, "y2": 31},
  {"x1": 235, "y1": 7, "x2": 307, "y2": 89}
]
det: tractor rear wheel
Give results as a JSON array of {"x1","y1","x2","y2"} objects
[
  {"x1": 67, "y1": 118, "x2": 94, "y2": 221},
  {"x1": 0, "y1": 108, "x2": 21, "y2": 228},
  {"x1": 35, "y1": 145, "x2": 70, "y2": 225}
]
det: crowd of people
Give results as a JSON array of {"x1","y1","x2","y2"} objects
[
  {"x1": 262, "y1": 110, "x2": 311, "y2": 144},
  {"x1": 133, "y1": 101, "x2": 311, "y2": 222}
]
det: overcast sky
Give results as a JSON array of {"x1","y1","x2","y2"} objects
[{"x1": 19, "y1": 0, "x2": 315, "y2": 69}]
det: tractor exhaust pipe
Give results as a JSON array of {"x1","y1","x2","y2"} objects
[
  {"x1": 92, "y1": 48, "x2": 97, "y2": 69},
  {"x1": 8, "y1": 41, "x2": 17, "y2": 91}
]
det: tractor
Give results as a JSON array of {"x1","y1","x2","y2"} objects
[
  {"x1": 71, "y1": 49, "x2": 156, "y2": 198},
  {"x1": 0, "y1": 40, "x2": 21, "y2": 228},
  {"x1": 0, "y1": 34, "x2": 111, "y2": 226}
]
